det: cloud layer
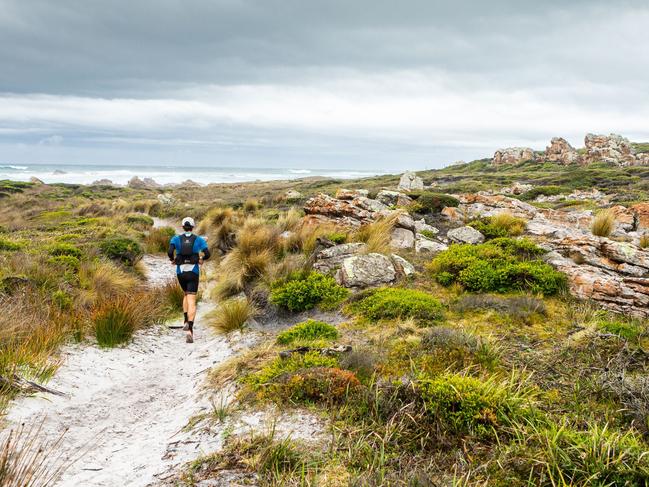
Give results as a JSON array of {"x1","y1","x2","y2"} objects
[{"x1": 1, "y1": 0, "x2": 648, "y2": 169}]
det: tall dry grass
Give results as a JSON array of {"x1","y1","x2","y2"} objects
[
  {"x1": 352, "y1": 212, "x2": 399, "y2": 254},
  {"x1": 0, "y1": 422, "x2": 72, "y2": 486},
  {"x1": 208, "y1": 298, "x2": 257, "y2": 333}
]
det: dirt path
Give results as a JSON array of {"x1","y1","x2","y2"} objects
[{"x1": 5, "y1": 256, "x2": 242, "y2": 486}]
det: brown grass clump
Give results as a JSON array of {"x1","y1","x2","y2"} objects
[
  {"x1": 77, "y1": 260, "x2": 137, "y2": 307},
  {"x1": 639, "y1": 234, "x2": 649, "y2": 249},
  {"x1": 208, "y1": 298, "x2": 257, "y2": 333},
  {"x1": 198, "y1": 207, "x2": 234, "y2": 234},
  {"x1": 276, "y1": 207, "x2": 303, "y2": 232},
  {"x1": 0, "y1": 422, "x2": 71, "y2": 486},
  {"x1": 591, "y1": 209, "x2": 615, "y2": 237},
  {"x1": 144, "y1": 226, "x2": 176, "y2": 253},
  {"x1": 243, "y1": 198, "x2": 260, "y2": 213},
  {"x1": 352, "y1": 212, "x2": 399, "y2": 254}
]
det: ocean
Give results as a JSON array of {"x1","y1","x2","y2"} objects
[{"x1": 0, "y1": 162, "x2": 388, "y2": 185}]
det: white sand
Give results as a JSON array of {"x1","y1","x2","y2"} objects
[{"x1": 6, "y1": 257, "x2": 236, "y2": 486}]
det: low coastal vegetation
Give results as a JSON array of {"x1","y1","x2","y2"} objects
[{"x1": 2, "y1": 148, "x2": 649, "y2": 485}]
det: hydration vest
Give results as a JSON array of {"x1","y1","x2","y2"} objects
[{"x1": 175, "y1": 233, "x2": 199, "y2": 265}]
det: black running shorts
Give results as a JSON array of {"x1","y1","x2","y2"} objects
[{"x1": 177, "y1": 271, "x2": 199, "y2": 294}]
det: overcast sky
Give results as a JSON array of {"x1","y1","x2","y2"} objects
[{"x1": 1, "y1": 0, "x2": 648, "y2": 170}]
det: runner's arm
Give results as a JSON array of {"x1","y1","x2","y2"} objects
[{"x1": 168, "y1": 243, "x2": 176, "y2": 262}]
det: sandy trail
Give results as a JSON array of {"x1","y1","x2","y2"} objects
[{"x1": 6, "y1": 255, "x2": 238, "y2": 486}]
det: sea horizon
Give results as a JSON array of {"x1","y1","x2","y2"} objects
[{"x1": 0, "y1": 161, "x2": 393, "y2": 186}]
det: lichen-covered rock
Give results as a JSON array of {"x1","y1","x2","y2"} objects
[
  {"x1": 285, "y1": 189, "x2": 303, "y2": 200},
  {"x1": 391, "y1": 227, "x2": 415, "y2": 249},
  {"x1": 353, "y1": 196, "x2": 389, "y2": 213},
  {"x1": 304, "y1": 193, "x2": 374, "y2": 224},
  {"x1": 29, "y1": 177, "x2": 45, "y2": 185},
  {"x1": 492, "y1": 147, "x2": 535, "y2": 166},
  {"x1": 500, "y1": 182, "x2": 534, "y2": 195},
  {"x1": 545, "y1": 137, "x2": 581, "y2": 165},
  {"x1": 338, "y1": 253, "x2": 397, "y2": 288},
  {"x1": 632, "y1": 203, "x2": 649, "y2": 231},
  {"x1": 398, "y1": 171, "x2": 424, "y2": 191},
  {"x1": 447, "y1": 226, "x2": 485, "y2": 244},
  {"x1": 313, "y1": 242, "x2": 367, "y2": 274}
]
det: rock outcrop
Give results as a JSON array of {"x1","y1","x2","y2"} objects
[
  {"x1": 398, "y1": 171, "x2": 424, "y2": 191},
  {"x1": 492, "y1": 147, "x2": 535, "y2": 165},
  {"x1": 583, "y1": 133, "x2": 636, "y2": 166},
  {"x1": 376, "y1": 190, "x2": 413, "y2": 207},
  {"x1": 545, "y1": 137, "x2": 581, "y2": 165},
  {"x1": 313, "y1": 243, "x2": 367, "y2": 274},
  {"x1": 544, "y1": 236, "x2": 649, "y2": 317},
  {"x1": 338, "y1": 253, "x2": 397, "y2": 288},
  {"x1": 128, "y1": 176, "x2": 161, "y2": 189},
  {"x1": 447, "y1": 226, "x2": 485, "y2": 244}
]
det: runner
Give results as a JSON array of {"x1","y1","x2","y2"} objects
[{"x1": 167, "y1": 217, "x2": 210, "y2": 343}]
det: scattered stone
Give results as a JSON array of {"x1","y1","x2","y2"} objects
[
  {"x1": 492, "y1": 147, "x2": 535, "y2": 166},
  {"x1": 338, "y1": 253, "x2": 397, "y2": 288},
  {"x1": 447, "y1": 226, "x2": 485, "y2": 244},
  {"x1": 390, "y1": 227, "x2": 415, "y2": 249},
  {"x1": 545, "y1": 137, "x2": 581, "y2": 165},
  {"x1": 398, "y1": 171, "x2": 424, "y2": 191},
  {"x1": 500, "y1": 182, "x2": 534, "y2": 195}
]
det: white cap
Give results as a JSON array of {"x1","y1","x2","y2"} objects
[{"x1": 181, "y1": 216, "x2": 195, "y2": 228}]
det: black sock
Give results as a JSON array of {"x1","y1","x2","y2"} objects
[
  {"x1": 187, "y1": 321, "x2": 194, "y2": 332},
  {"x1": 184, "y1": 312, "x2": 188, "y2": 323}
]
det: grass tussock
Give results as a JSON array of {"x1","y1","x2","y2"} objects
[
  {"x1": 352, "y1": 213, "x2": 399, "y2": 254},
  {"x1": 144, "y1": 226, "x2": 176, "y2": 253},
  {"x1": 209, "y1": 298, "x2": 257, "y2": 333},
  {"x1": 591, "y1": 209, "x2": 615, "y2": 237}
]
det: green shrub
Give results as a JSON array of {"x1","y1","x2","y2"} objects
[
  {"x1": 126, "y1": 213, "x2": 154, "y2": 228},
  {"x1": 418, "y1": 373, "x2": 535, "y2": 437},
  {"x1": 327, "y1": 232, "x2": 347, "y2": 244},
  {"x1": 51, "y1": 290, "x2": 73, "y2": 310},
  {"x1": 47, "y1": 255, "x2": 81, "y2": 272},
  {"x1": 410, "y1": 192, "x2": 459, "y2": 214},
  {"x1": 100, "y1": 237, "x2": 143, "y2": 266},
  {"x1": 48, "y1": 243, "x2": 82, "y2": 258},
  {"x1": 428, "y1": 238, "x2": 566, "y2": 295},
  {"x1": 276, "y1": 319, "x2": 339, "y2": 345},
  {"x1": 278, "y1": 367, "x2": 361, "y2": 403},
  {"x1": 0, "y1": 237, "x2": 23, "y2": 251},
  {"x1": 246, "y1": 351, "x2": 339, "y2": 387},
  {"x1": 348, "y1": 287, "x2": 444, "y2": 325},
  {"x1": 419, "y1": 229, "x2": 438, "y2": 240},
  {"x1": 599, "y1": 320, "x2": 642, "y2": 341},
  {"x1": 270, "y1": 272, "x2": 349, "y2": 312}
]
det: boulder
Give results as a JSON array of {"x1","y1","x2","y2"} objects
[
  {"x1": 584, "y1": 133, "x2": 636, "y2": 166},
  {"x1": 376, "y1": 190, "x2": 413, "y2": 207},
  {"x1": 143, "y1": 177, "x2": 161, "y2": 188},
  {"x1": 353, "y1": 196, "x2": 389, "y2": 213},
  {"x1": 610, "y1": 205, "x2": 636, "y2": 232},
  {"x1": 336, "y1": 188, "x2": 369, "y2": 200},
  {"x1": 398, "y1": 171, "x2": 424, "y2": 191},
  {"x1": 128, "y1": 176, "x2": 160, "y2": 189},
  {"x1": 29, "y1": 177, "x2": 45, "y2": 184},
  {"x1": 415, "y1": 235, "x2": 448, "y2": 254},
  {"x1": 338, "y1": 253, "x2": 397, "y2": 288},
  {"x1": 492, "y1": 147, "x2": 535, "y2": 166},
  {"x1": 500, "y1": 182, "x2": 534, "y2": 195},
  {"x1": 391, "y1": 254, "x2": 416, "y2": 278},
  {"x1": 302, "y1": 214, "x2": 363, "y2": 229},
  {"x1": 313, "y1": 242, "x2": 367, "y2": 274},
  {"x1": 447, "y1": 226, "x2": 485, "y2": 244},
  {"x1": 390, "y1": 227, "x2": 415, "y2": 249},
  {"x1": 545, "y1": 137, "x2": 581, "y2": 165}
]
